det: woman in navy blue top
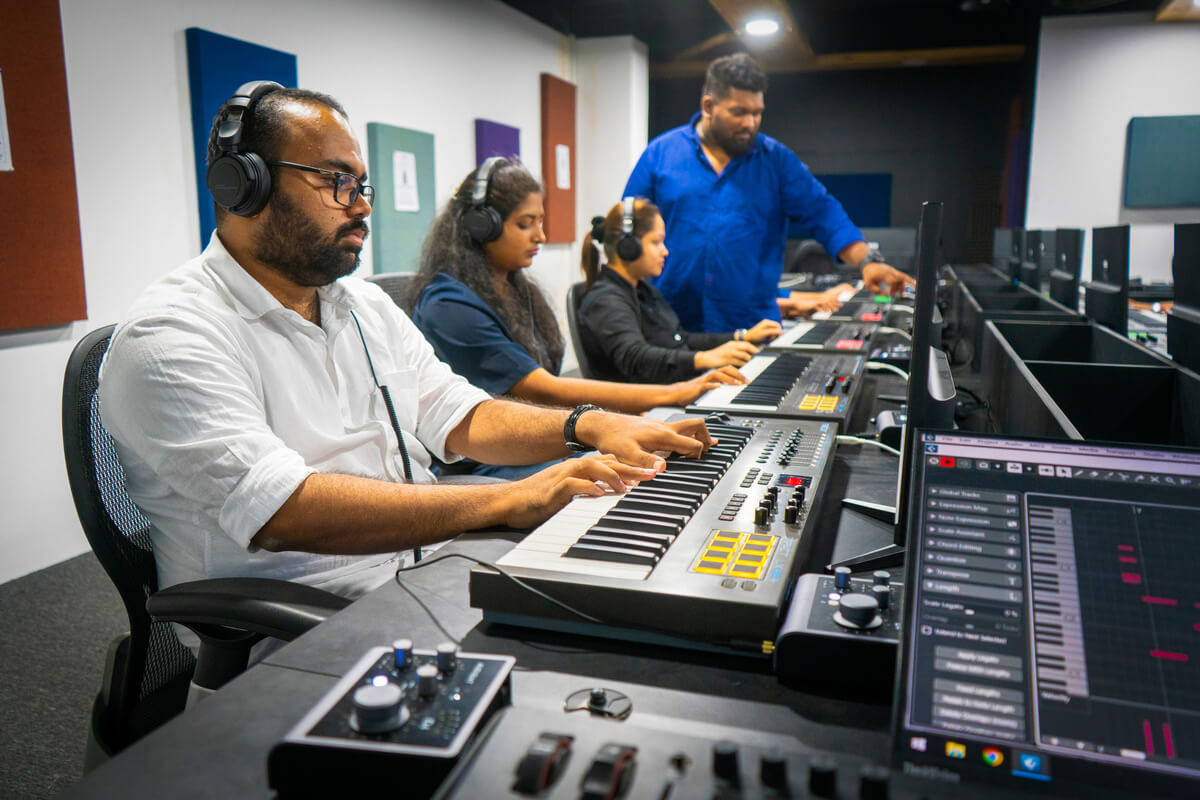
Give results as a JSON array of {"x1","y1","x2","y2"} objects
[{"x1": 408, "y1": 160, "x2": 743, "y2": 476}]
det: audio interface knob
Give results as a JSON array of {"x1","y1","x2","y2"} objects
[
  {"x1": 712, "y1": 740, "x2": 740, "y2": 786},
  {"x1": 873, "y1": 570, "x2": 890, "y2": 587},
  {"x1": 760, "y1": 749, "x2": 789, "y2": 790},
  {"x1": 872, "y1": 584, "x2": 890, "y2": 610},
  {"x1": 808, "y1": 756, "x2": 837, "y2": 797},
  {"x1": 416, "y1": 663, "x2": 439, "y2": 698},
  {"x1": 392, "y1": 638, "x2": 413, "y2": 670},
  {"x1": 350, "y1": 682, "x2": 408, "y2": 734},
  {"x1": 436, "y1": 641, "x2": 458, "y2": 673},
  {"x1": 836, "y1": 593, "x2": 880, "y2": 629},
  {"x1": 860, "y1": 764, "x2": 891, "y2": 800},
  {"x1": 834, "y1": 566, "x2": 851, "y2": 591}
]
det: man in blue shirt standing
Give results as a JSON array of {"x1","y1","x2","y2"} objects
[{"x1": 624, "y1": 53, "x2": 915, "y2": 333}]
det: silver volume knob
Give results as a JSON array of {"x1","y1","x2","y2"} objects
[{"x1": 350, "y1": 683, "x2": 408, "y2": 734}]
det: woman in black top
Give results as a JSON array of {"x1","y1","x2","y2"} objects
[{"x1": 578, "y1": 198, "x2": 782, "y2": 383}]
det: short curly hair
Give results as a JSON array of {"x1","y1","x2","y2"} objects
[{"x1": 702, "y1": 53, "x2": 768, "y2": 101}]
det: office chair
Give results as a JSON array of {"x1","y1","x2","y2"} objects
[
  {"x1": 63, "y1": 325, "x2": 351, "y2": 770},
  {"x1": 566, "y1": 281, "x2": 598, "y2": 379},
  {"x1": 365, "y1": 272, "x2": 414, "y2": 308}
]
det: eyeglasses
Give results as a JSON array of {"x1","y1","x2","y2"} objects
[{"x1": 266, "y1": 160, "x2": 375, "y2": 207}]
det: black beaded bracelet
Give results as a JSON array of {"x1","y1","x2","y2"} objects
[{"x1": 564, "y1": 404, "x2": 600, "y2": 452}]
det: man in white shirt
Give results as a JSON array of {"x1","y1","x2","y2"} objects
[{"x1": 99, "y1": 84, "x2": 712, "y2": 604}]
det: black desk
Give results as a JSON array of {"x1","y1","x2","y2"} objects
[{"x1": 62, "y1": 376, "x2": 912, "y2": 800}]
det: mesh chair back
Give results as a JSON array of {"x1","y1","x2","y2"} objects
[
  {"x1": 566, "y1": 281, "x2": 597, "y2": 379},
  {"x1": 365, "y1": 272, "x2": 414, "y2": 310},
  {"x1": 62, "y1": 325, "x2": 194, "y2": 745}
]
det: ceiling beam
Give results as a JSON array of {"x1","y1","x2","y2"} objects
[
  {"x1": 671, "y1": 30, "x2": 739, "y2": 62},
  {"x1": 651, "y1": 43, "x2": 1027, "y2": 79},
  {"x1": 1156, "y1": 0, "x2": 1200, "y2": 21},
  {"x1": 707, "y1": 0, "x2": 815, "y2": 62}
]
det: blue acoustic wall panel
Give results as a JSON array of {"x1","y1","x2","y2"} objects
[
  {"x1": 788, "y1": 172, "x2": 892, "y2": 239},
  {"x1": 185, "y1": 28, "x2": 297, "y2": 246},
  {"x1": 1124, "y1": 116, "x2": 1200, "y2": 209}
]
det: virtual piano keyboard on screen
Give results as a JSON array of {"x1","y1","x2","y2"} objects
[
  {"x1": 685, "y1": 352, "x2": 865, "y2": 430},
  {"x1": 469, "y1": 414, "x2": 838, "y2": 650}
]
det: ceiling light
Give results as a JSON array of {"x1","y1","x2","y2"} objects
[{"x1": 745, "y1": 18, "x2": 780, "y2": 36}]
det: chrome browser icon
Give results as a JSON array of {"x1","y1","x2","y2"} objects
[{"x1": 982, "y1": 747, "x2": 1005, "y2": 767}]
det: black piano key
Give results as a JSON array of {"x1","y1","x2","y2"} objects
[
  {"x1": 578, "y1": 533, "x2": 665, "y2": 556},
  {"x1": 586, "y1": 526, "x2": 675, "y2": 546},
  {"x1": 598, "y1": 512, "x2": 684, "y2": 534},
  {"x1": 614, "y1": 497, "x2": 695, "y2": 516},
  {"x1": 564, "y1": 543, "x2": 659, "y2": 567},
  {"x1": 624, "y1": 489, "x2": 700, "y2": 510}
]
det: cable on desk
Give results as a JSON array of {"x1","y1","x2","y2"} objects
[
  {"x1": 395, "y1": 552, "x2": 604, "y2": 624},
  {"x1": 865, "y1": 361, "x2": 910, "y2": 382},
  {"x1": 836, "y1": 435, "x2": 901, "y2": 458},
  {"x1": 875, "y1": 326, "x2": 912, "y2": 341}
]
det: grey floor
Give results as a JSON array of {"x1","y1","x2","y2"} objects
[{"x1": 0, "y1": 554, "x2": 127, "y2": 799}]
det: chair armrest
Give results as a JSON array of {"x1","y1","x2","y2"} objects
[{"x1": 146, "y1": 577, "x2": 352, "y2": 642}]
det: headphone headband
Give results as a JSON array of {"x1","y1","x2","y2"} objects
[
  {"x1": 473, "y1": 157, "x2": 504, "y2": 207},
  {"x1": 215, "y1": 80, "x2": 284, "y2": 155},
  {"x1": 615, "y1": 196, "x2": 643, "y2": 263}
]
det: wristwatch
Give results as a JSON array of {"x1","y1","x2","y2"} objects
[
  {"x1": 857, "y1": 250, "x2": 886, "y2": 270},
  {"x1": 564, "y1": 404, "x2": 600, "y2": 452}
]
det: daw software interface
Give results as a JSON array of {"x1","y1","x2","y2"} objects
[{"x1": 895, "y1": 431, "x2": 1200, "y2": 794}]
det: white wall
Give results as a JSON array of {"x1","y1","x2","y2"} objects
[
  {"x1": 0, "y1": 0, "x2": 646, "y2": 584},
  {"x1": 1026, "y1": 13, "x2": 1200, "y2": 282}
]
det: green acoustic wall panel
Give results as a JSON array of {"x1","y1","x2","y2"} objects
[
  {"x1": 1124, "y1": 115, "x2": 1200, "y2": 209},
  {"x1": 367, "y1": 122, "x2": 436, "y2": 273}
]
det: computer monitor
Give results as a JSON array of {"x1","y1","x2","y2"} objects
[
  {"x1": 893, "y1": 430, "x2": 1200, "y2": 796},
  {"x1": 1049, "y1": 228, "x2": 1084, "y2": 310},
  {"x1": 1084, "y1": 225, "x2": 1130, "y2": 336},
  {"x1": 830, "y1": 202, "x2": 956, "y2": 571},
  {"x1": 1167, "y1": 223, "x2": 1200, "y2": 373}
]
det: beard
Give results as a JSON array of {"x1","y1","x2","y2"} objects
[
  {"x1": 253, "y1": 190, "x2": 369, "y2": 287},
  {"x1": 709, "y1": 115, "x2": 756, "y2": 158}
]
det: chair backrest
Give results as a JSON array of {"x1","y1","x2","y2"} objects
[
  {"x1": 365, "y1": 272, "x2": 414, "y2": 310},
  {"x1": 61, "y1": 325, "x2": 194, "y2": 746},
  {"x1": 565, "y1": 281, "x2": 597, "y2": 379}
]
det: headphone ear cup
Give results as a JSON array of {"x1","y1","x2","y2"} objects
[
  {"x1": 206, "y1": 152, "x2": 272, "y2": 217},
  {"x1": 463, "y1": 205, "x2": 504, "y2": 244},
  {"x1": 616, "y1": 233, "x2": 642, "y2": 263}
]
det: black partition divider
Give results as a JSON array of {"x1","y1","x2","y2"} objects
[
  {"x1": 959, "y1": 285, "x2": 1080, "y2": 370},
  {"x1": 1023, "y1": 362, "x2": 1200, "y2": 446},
  {"x1": 979, "y1": 319, "x2": 1172, "y2": 439},
  {"x1": 1168, "y1": 222, "x2": 1200, "y2": 373}
]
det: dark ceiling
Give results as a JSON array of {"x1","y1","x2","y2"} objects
[{"x1": 498, "y1": 0, "x2": 1162, "y2": 63}]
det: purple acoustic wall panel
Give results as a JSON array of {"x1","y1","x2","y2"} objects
[{"x1": 475, "y1": 119, "x2": 520, "y2": 166}]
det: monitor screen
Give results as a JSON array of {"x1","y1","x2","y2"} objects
[{"x1": 894, "y1": 430, "x2": 1200, "y2": 796}]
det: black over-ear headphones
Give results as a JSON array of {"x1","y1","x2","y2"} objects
[
  {"x1": 462, "y1": 157, "x2": 506, "y2": 244},
  {"x1": 206, "y1": 80, "x2": 284, "y2": 217},
  {"x1": 615, "y1": 196, "x2": 642, "y2": 262}
]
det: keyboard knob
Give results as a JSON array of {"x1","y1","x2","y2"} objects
[
  {"x1": 860, "y1": 764, "x2": 891, "y2": 800},
  {"x1": 808, "y1": 756, "x2": 837, "y2": 797},
  {"x1": 872, "y1": 584, "x2": 890, "y2": 611},
  {"x1": 760, "y1": 749, "x2": 788, "y2": 790},
  {"x1": 873, "y1": 570, "x2": 890, "y2": 587},
  {"x1": 784, "y1": 505, "x2": 799, "y2": 525},
  {"x1": 712, "y1": 740, "x2": 740, "y2": 786}
]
